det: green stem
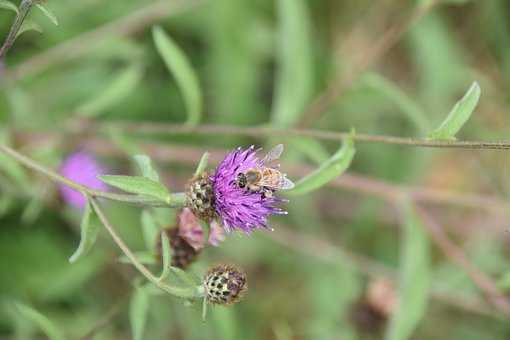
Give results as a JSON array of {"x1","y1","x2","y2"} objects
[
  {"x1": 0, "y1": 143, "x2": 185, "y2": 207},
  {"x1": 90, "y1": 198, "x2": 201, "y2": 299},
  {"x1": 101, "y1": 122, "x2": 510, "y2": 151},
  {"x1": 0, "y1": 144, "x2": 197, "y2": 298},
  {"x1": 0, "y1": 0, "x2": 35, "y2": 59}
]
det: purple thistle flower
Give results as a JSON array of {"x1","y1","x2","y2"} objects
[
  {"x1": 58, "y1": 151, "x2": 108, "y2": 209},
  {"x1": 210, "y1": 146, "x2": 287, "y2": 233}
]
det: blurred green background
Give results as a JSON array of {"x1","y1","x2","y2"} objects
[{"x1": 2, "y1": 0, "x2": 510, "y2": 339}]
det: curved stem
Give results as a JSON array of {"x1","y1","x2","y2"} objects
[
  {"x1": 90, "y1": 198, "x2": 200, "y2": 299},
  {"x1": 101, "y1": 122, "x2": 510, "y2": 151},
  {"x1": 0, "y1": 143, "x2": 185, "y2": 207},
  {"x1": 0, "y1": 0, "x2": 35, "y2": 59}
]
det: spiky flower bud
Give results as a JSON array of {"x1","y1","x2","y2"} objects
[
  {"x1": 186, "y1": 172, "x2": 216, "y2": 221},
  {"x1": 203, "y1": 264, "x2": 247, "y2": 305},
  {"x1": 157, "y1": 228, "x2": 200, "y2": 269}
]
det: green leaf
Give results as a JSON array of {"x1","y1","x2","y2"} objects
[
  {"x1": 16, "y1": 20, "x2": 42, "y2": 39},
  {"x1": 69, "y1": 199, "x2": 100, "y2": 263},
  {"x1": 158, "y1": 231, "x2": 171, "y2": 280},
  {"x1": 194, "y1": 152, "x2": 210, "y2": 177},
  {"x1": 0, "y1": 0, "x2": 18, "y2": 14},
  {"x1": 99, "y1": 175, "x2": 171, "y2": 203},
  {"x1": 428, "y1": 81, "x2": 481, "y2": 140},
  {"x1": 386, "y1": 202, "x2": 430, "y2": 340},
  {"x1": 289, "y1": 134, "x2": 356, "y2": 195},
  {"x1": 130, "y1": 286, "x2": 150, "y2": 340},
  {"x1": 152, "y1": 26, "x2": 202, "y2": 126},
  {"x1": 134, "y1": 155, "x2": 160, "y2": 182},
  {"x1": 76, "y1": 64, "x2": 144, "y2": 118},
  {"x1": 170, "y1": 266, "x2": 201, "y2": 287},
  {"x1": 141, "y1": 210, "x2": 159, "y2": 252},
  {"x1": 15, "y1": 302, "x2": 66, "y2": 340},
  {"x1": 118, "y1": 251, "x2": 157, "y2": 265},
  {"x1": 35, "y1": 3, "x2": 58, "y2": 26},
  {"x1": 271, "y1": 0, "x2": 313, "y2": 128}
]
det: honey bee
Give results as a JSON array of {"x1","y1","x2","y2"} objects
[{"x1": 236, "y1": 144, "x2": 294, "y2": 197}]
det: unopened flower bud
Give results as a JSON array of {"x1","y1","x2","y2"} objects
[
  {"x1": 203, "y1": 264, "x2": 247, "y2": 305},
  {"x1": 157, "y1": 228, "x2": 200, "y2": 269}
]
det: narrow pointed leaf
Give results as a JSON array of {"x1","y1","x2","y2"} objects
[
  {"x1": 15, "y1": 303, "x2": 66, "y2": 340},
  {"x1": 159, "y1": 231, "x2": 171, "y2": 280},
  {"x1": 35, "y1": 3, "x2": 58, "y2": 26},
  {"x1": 16, "y1": 20, "x2": 42, "y2": 39},
  {"x1": 69, "y1": 199, "x2": 100, "y2": 263},
  {"x1": 134, "y1": 155, "x2": 160, "y2": 181},
  {"x1": 194, "y1": 152, "x2": 210, "y2": 177},
  {"x1": 118, "y1": 251, "x2": 157, "y2": 265},
  {"x1": 0, "y1": 0, "x2": 18, "y2": 14},
  {"x1": 76, "y1": 65, "x2": 144, "y2": 118},
  {"x1": 289, "y1": 135, "x2": 355, "y2": 195},
  {"x1": 130, "y1": 286, "x2": 150, "y2": 340},
  {"x1": 152, "y1": 26, "x2": 202, "y2": 126},
  {"x1": 428, "y1": 81, "x2": 481, "y2": 140},
  {"x1": 99, "y1": 175, "x2": 170, "y2": 203},
  {"x1": 141, "y1": 210, "x2": 159, "y2": 252},
  {"x1": 170, "y1": 266, "x2": 201, "y2": 287},
  {"x1": 386, "y1": 202, "x2": 430, "y2": 340}
]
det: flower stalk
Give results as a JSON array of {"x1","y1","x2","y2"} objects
[
  {"x1": 0, "y1": 0, "x2": 36, "y2": 59},
  {"x1": 90, "y1": 198, "x2": 202, "y2": 299},
  {"x1": 0, "y1": 144, "x2": 186, "y2": 207}
]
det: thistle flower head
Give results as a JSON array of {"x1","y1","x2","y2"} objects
[
  {"x1": 204, "y1": 264, "x2": 247, "y2": 305},
  {"x1": 209, "y1": 146, "x2": 287, "y2": 233},
  {"x1": 186, "y1": 172, "x2": 216, "y2": 221},
  {"x1": 58, "y1": 151, "x2": 108, "y2": 209}
]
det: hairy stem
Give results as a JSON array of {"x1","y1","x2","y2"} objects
[
  {"x1": 90, "y1": 198, "x2": 200, "y2": 299},
  {"x1": 0, "y1": 0, "x2": 35, "y2": 59},
  {"x1": 0, "y1": 143, "x2": 186, "y2": 207},
  {"x1": 103, "y1": 122, "x2": 510, "y2": 150}
]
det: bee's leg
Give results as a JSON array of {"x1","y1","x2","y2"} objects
[{"x1": 261, "y1": 187, "x2": 273, "y2": 199}]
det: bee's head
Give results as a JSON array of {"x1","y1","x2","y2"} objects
[{"x1": 236, "y1": 173, "x2": 247, "y2": 188}]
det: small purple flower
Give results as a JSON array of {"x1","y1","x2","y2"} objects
[
  {"x1": 178, "y1": 208, "x2": 225, "y2": 250},
  {"x1": 58, "y1": 151, "x2": 108, "y2": 209},
  {"x1": 210, "y1": 146, "x2": 287, "y2": 233}
]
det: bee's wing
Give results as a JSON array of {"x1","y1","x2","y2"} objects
[
  {"x1": 259, "y1": 174, "x2": 295, "y2": 190},
  {"x1": 280, "y1": 176, "x2": 295, "y2": 190},
  {"x1": 261, "y1": 144, "x2": 284, "y2": 164}
]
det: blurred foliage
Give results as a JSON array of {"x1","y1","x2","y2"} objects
[{"x1": 2, "y1": 0, "x2": 510, "y2": 339}]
